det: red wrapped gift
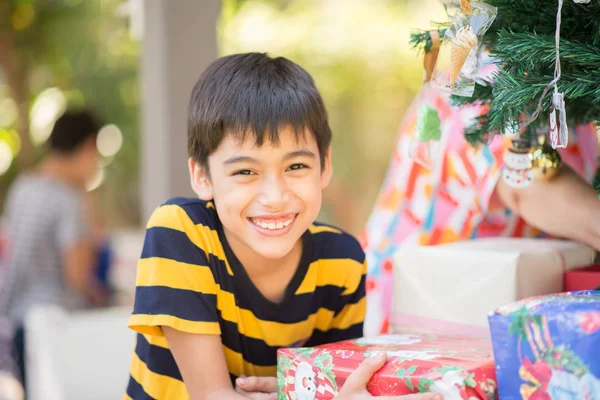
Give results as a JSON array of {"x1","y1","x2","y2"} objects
[
  {"x1": 277, "y1": 334, "x2": 497, "y2": 400},
  {"x1": 565, "y1": 265, "x2": 600, "y2": 291}
]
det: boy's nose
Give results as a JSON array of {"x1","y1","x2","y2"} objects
[{"x1": 258, "y1": 177, "x2": 289, "y2": 210}]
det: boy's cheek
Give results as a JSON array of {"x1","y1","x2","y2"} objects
[
  {"x1": 293, "y1": 180, "x2": 324, "y2": 201},
  {"x1": 213, "y1": 188, "x2": 257, "y2": 215},
  {"x1": 213, "y1": 181, "x2": 253, "y2": 199}
]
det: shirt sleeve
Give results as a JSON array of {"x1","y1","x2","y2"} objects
[{"x1": 128, "y1": 204, "x2": 221, "y2": 337}]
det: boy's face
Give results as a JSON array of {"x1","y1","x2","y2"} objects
[{"x1": 189, "y1": 127, "x2": 332, "y2": 260}]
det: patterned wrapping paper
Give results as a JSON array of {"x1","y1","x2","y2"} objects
[
  {"x1": 488, "y1": 291, "x2": 600, "y2": 400},
  {"x1": 360, "y1": 52, "x2": 599, "y2": 336},
  {"x1": 277, "y1": 334, "x2": 497, "y2": 400}
]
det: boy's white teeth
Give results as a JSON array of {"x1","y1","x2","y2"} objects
[{"x1": 251, "y1": 216, "x2": 294, "y2": 230}]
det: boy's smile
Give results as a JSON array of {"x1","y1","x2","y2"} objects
[
  {"x1": 189, "y1": 126, "x2": 332, "y2": 266},
  {"x1": 248, "y1": 213, "x2": 297, "y2": 236}
]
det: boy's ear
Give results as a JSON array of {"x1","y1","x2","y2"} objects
[
  {"x1": 188, "y1": 158, "x2": 214, "y2": 200},
  {"x1": 320, "y1": 146, "x2": 333, "y2": 189}
]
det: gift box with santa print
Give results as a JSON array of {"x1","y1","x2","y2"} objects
[
  {"x1": 277, "y1": 333, "x2": 497, "y2": 400},
  {"x1": 488, "y1": 290, "x2": 600, "y2": 400}
]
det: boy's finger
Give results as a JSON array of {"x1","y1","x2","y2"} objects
[
  {"x1": 343, "y1": 352, "x2": 388, "y2": 392},
  {"x1": 236, "y1": 376, "x2": 277, "y2": 392},
  {"x1": 234, "y1": 385, "x2": 247, "y2": 396}
]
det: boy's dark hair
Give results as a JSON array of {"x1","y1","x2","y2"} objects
[
  {"x1": 188, "y1": 53, "x2": 332, "y2": 169},
  {"x1": 49, "y1": 110, "x2": 101, "y2": 154}
]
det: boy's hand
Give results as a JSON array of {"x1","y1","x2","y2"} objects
[
  {"x1": 235, "y1": 376, "x2": 277, "y2": 400},
  {"x1": 337, "y1": 352, "x2": 443, "y2": 400}
]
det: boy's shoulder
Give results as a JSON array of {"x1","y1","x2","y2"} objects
[
  {"x1": 149, "y1": 197, "x2": 219, "y2": 231},
  {"x1": 308, "y1": 221, "x2": 365, "y2": 264}
]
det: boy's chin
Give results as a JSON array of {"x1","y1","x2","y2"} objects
[
  {"x1": 250, "y1": 241, "x2": 299, "y2": 260},
  {"x1": 253, "y1": 246, "x2": 293, "y2": 261}
]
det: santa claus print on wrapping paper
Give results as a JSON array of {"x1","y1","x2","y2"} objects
[
  {"x1": 509, "y1": 308, "x2": 600, "y2": 400},
  {"x1": 281, "y1": 349, "x2": 338, "y2": 400}
]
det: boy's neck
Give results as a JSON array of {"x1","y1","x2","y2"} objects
[{"x1": 222, "y1": 227, "x2": 303, "y2": 279}]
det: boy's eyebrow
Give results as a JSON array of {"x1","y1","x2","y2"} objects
[
  {"x1": 283, "y1": 149, "x2": 317, "y2": 161},
  {"x1": 223, "y1": 156, "x2": 259, "y2": 166},
  {"x1": 223, "y1": 150, "x2": 317, "y2": 166}
]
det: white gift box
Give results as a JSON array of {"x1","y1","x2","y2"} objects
[{"x1": 390, "y1": 238, "x2": 596, "y2": 332}]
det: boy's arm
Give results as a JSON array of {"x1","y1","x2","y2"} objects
[
  {"x1": 128, "y1": 203, "x2": 254, "y2": 399},
  {"x1": 163, "y1": 327, "x2": 248, "y2": 400}
]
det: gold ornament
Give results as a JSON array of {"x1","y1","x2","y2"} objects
[
  {"x1": 529, "y1": 134, "x2": 562, "y2": 180},
  {"x1": 460, "y1": 0, "x2": 472, "y2": 14}
]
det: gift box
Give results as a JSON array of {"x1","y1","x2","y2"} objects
[
  {"x1": 391, "y1": 238, "x2": 595, "y2": 332},
  {"x1": 565, "y1": 265, "x2": 600, "y2": 292},
  {"x1": 277, "y1": 333, "x2": 497, "y2": 400},
  {"x1": 488, "y1": 291, "x2": 600, "y2": 400}
]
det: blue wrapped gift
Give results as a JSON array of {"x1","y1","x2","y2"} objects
[{"x1": 488, "y1": 291, "x2": 600, "y2": 400}]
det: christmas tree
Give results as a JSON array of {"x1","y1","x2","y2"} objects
[{"x1": 411, "y1": 0, "x2": 600, "y2": 146}]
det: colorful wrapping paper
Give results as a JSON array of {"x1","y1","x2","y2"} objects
[
  {"x1": 361, "y1": 58, "x2": 599, "y2": 336},
  {"x1": 489, "y1": 291, "x2": 600, "y2": 400},
  {"x1": 277, "y1": 334, "x2": 497, "y2": 400}
]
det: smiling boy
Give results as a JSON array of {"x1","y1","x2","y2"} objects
[{"x1": 124, "y1": 53, "x2": 440, "y2": 400}]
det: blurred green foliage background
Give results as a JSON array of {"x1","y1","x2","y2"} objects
[{"x1": 0, "y1": 0, "x2": 446, "y2": 235}]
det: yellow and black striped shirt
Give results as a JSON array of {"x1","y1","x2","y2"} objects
[{"x1": 125, "y1": 198, "x2": 366, "y2": 400}]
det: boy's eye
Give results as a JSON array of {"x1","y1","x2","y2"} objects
[
  {"x1": 287, "y1": 163, "x2": 308, "y2": 171},
  {"x1": 233, "y1": 169, "x2": 255, "y2": 176}
]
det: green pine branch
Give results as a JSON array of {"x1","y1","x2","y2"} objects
[
  {"x1": 463, "y1": 67, "x2": 600, "y2": 145},
  {"x1": 410, "y1": 0, "x2": 600, "y2": 145},
  {"x1": 473, "y1": 0, "x2": 600, "y2": 141},
  {"x1": 483, "y1": 0, "x2": 600, "y2": 45},
  {"x1": 451, "y1": 83, "x2": 494, "y2": 105},
  {"x1": 495, "y1": 30, "x2": 600, "y2": 72},
  {"x1": 409, "y1": 27, "x2": 448, "y2": 53}
]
